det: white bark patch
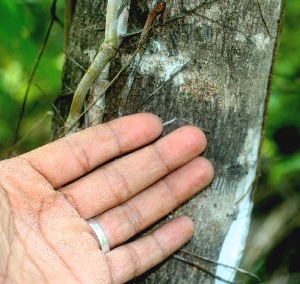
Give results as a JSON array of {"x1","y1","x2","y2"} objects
[
  {"x1": 215, "y1": 126, "x2": 261, "y2": 283},
  {"x1": 235, "y1": 33, "x2": 246, "y2": 43},
  {"x1": 252, "y1": 33, "x2": 270, "y2": 50},
  {"x1": 138, "y1": 40, "x2": 190, "y2": 84}
]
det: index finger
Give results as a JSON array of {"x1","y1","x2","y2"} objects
[{"x1": 22, "y1": 113, "x2": 163, "y2": 188}]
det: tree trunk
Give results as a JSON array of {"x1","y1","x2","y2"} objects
[{"x1": 55, "y1": 0, "x2": 285, "y2": 282}]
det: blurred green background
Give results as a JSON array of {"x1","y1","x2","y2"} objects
[
  {"x1": 0, "y1": 0, "x2": 299, "y2": 283},
  {"x1": 0, "y1": 0, "x2": 64, "y2": 157}
]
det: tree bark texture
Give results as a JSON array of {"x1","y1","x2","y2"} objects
[{"x1": 57, "y1": 0, "x2": 284, "y2": 282}]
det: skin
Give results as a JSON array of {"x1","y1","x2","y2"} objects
[{"x1": 0, "y1": 113, "x2": 214, "y2": 283}]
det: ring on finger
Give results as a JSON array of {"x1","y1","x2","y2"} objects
[{"x1": 87, "y1": 218, "x2": 110, "y2": 253}]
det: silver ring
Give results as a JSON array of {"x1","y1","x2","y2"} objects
[{"x1": 87, "y1": 218, "x2": 110, "y2": 253}]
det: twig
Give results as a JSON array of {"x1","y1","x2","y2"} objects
[
  {"x1": 126, "y1": 1, "x2": 256, "y2": 47},
  {"x1": 87, "y1": 0, "x2": 131, "y2": 126},
  {"x1": 50, "y1": 0, "x2": 63, "y2": 27},
  {"x1": 179, "y1": 249, "x2": 262, "y2": 283},
  {"x1": 193, "y1": 12, "x2": 256, "y2": 45},
  {"x1": 87, "y1": 63, "x2": 111, "y2": 126},
  {"x1": 12, "y1": 112, "x2": 53, "y2": 149},
  {"x1": 64, "y1": 0, "x2": 120, "y2": 134},
  {"x1": 62, "y1": 2, "x2": 166, "y2": 135},
  {"x1": 35, "y1": 84, "x2": 65, "y2": 126},
  {"x1": 170, "y1": 0, "x2": 256, "y2": 46},
  {"x1": 14, "y1": 0, "x2": 59, "y2": 145},
  {"x1": 63, "y1": 1, "x2": 228, "y2": 134},
  {"x1": 65, "y1": 54, "x2": 87, "y2": 72},
  {"x1": 256, "y1": 0, "x2": 271, "y2": 37},
  {"x1": 64, "y1": 0, "x2": 133, "y2": 133},
  {"x1": 60, "y1": 45, "x2": 141, "y2": 137},
  {"x1": 173, "y1": 255, "x2": 234, "y2": 283},
  {"x1": 124, "y1": 0, "x2": 218, "y2": 38},
  {"x1": 163, "y1": 117, "x2": 209, "y2": 134},
  {"x1": 164, "y1": 0, "x2": 219, "y2": 25},
  {"x1": 117, "y1": 2, "x2": 167, "y2": 116},
  {"x1": 162, "y1": 117, "x2": 177, "y2": 126},
  {"x1": 136, "y1": 57, "x2": 195, "y2": 111},
  {"x1": 234, "y1": 180, "x2": 255, "y2": 205}
]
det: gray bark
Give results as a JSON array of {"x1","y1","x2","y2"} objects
[{"x1": 56, "y1": 0, "x2": 285, "y2": 282}]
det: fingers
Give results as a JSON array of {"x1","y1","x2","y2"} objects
[
  {"x1": 60, "y1": 126, "x2": 208, "y2": 218},
  {"x1": 95, "y1": 157, "x2": 213, "y2": 249},
  {"x1": 106, "y1": 216, "x2": 194, "y2": 284},
  {"x1": 21, "y1": 113, "x2": 163, "y2": 188}
]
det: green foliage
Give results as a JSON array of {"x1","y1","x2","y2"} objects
[{"x1": 0, "y1": 0, "x2": 64, "y2": 158}]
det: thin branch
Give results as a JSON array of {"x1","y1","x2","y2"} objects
[
  {"x1": 62, "y1": 2, "x2": 166, "y2": 135},
  {"x1": 126, "y1": 0, "x2": 256, "y2": 47},
  {"x1": 60, "y1": 42, "x2": 141, "y2": 137},
  {"x1": 136, "y1": 57, "x2": 195, "y2": 111},
  {"x1": 12, "y1": 112, "x2": 53, "y2": 149},
  {"x1": 164, "y1": 0, "x2": 219, "y2": 24},
  {"x1": 256, "y1": 0, "x2": 271, "y2": 37},
  {"x1": 173, "y1": 255, "x2": 234, "y2": 284},
  {"x1": 86, "y1": 1, "x2": 131, "y2": 127},
  {"x1": 180, "y1": 249, "x2": 262, "y2": 283},
  {"x1": 14, "y1": 0, "x2": 59, "y2": 145},
  {"x1": 163, "y1": 117, "x2": 209, "y2": 134},
  {"x1": 125, "y1": 0, "x2": 219, "y2": 38},
  {"x1": 193, "y1": 12, "x2": 256, "y2": 46},
  {"x1": 35, "y1": 84, "x2": 65, "y2": 126},
  {"x1": 116, "y1": 2, "x2": 166, "y2": 116},
  {"x1": 64, "y1": 0, "x2": 121, "y2": 134},
  {"x1": 65, "y1": 54, "x2": 87, "y2": 72},
  {"x1": 65, "y1": 0, "x2": 252, "y2": 134},
  {"x1": 51, "y1": 0, "x2": 63, "y2": 27}
]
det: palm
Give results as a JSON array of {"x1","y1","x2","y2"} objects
[
  {"x1": 0, "y1": 114, "x2": 213, "y2": 283},
  {"x1": 1, "y1": 178, "x2": 109, "y2": 283}
]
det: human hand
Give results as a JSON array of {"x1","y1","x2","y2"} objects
[{"x1": 0, "y1": 113, "x2": 213, "y2": 283}]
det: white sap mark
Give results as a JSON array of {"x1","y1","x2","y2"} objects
[
  {"x1": 215, "y1": 127, "x2": 261, "y2": 284},
  {"x1": 253, "y1": 33, "x2": 270, "y2": 50},
  {"x1": 151, "y1": 40, "x2": 164, "y2": 53},
  {"x1": 139, "y1": 40, "x2": 190, "y2": 85},
  {"x1": 235, "y1": 33, "x2": 246, "y2": 43}
]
